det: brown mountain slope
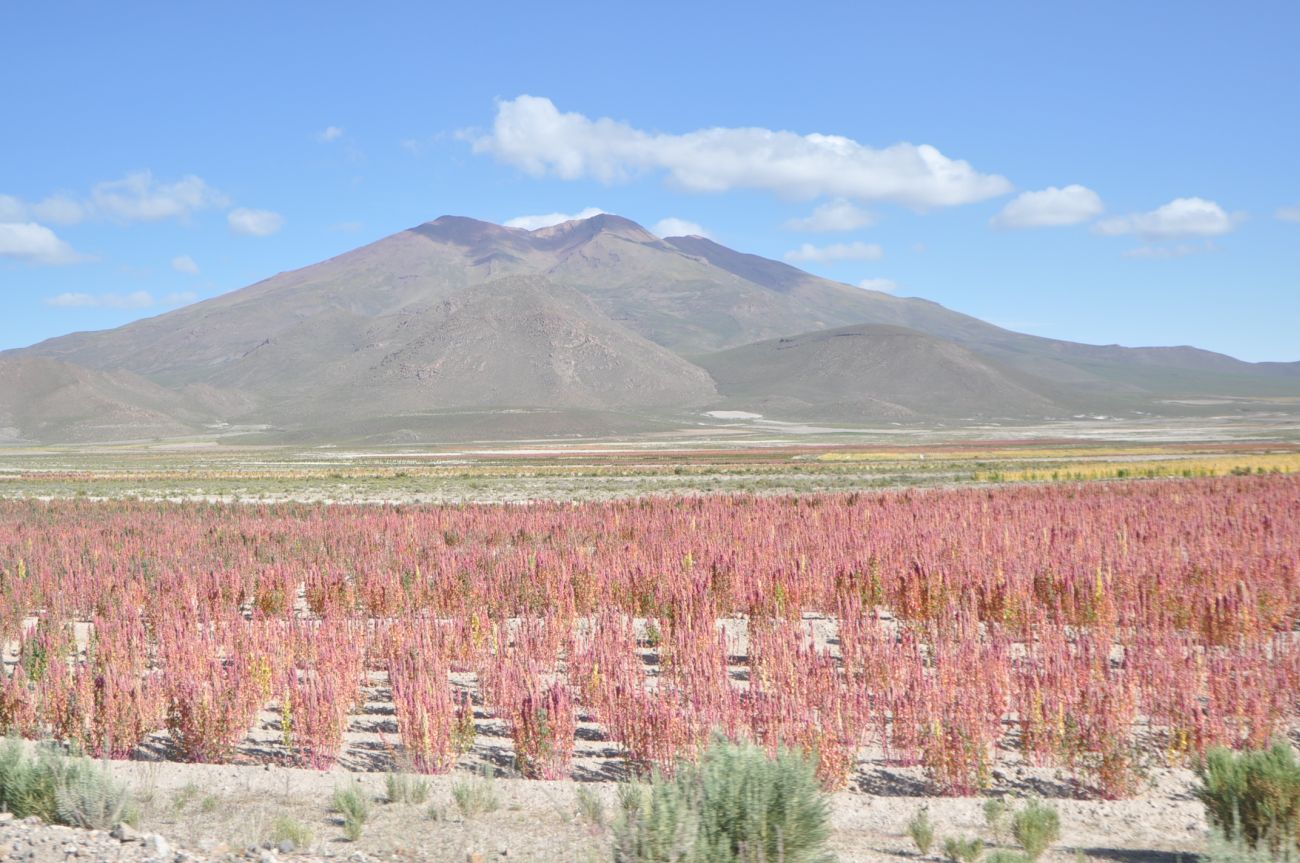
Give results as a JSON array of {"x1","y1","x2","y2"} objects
[
  {"x1": 237, "y1": 276, "x2": 718, "y2": 428},
  {"x1": 0, "y1": 357, "x2": 244, "y2": 443},
  {"x1": 4, "y1": 212, "x2": 1297, "y2": 442},
  {"x1": 23, "y1": 213, "x2": 1295, "y2": 400},
  {"x1": 695, "y1": 324, "x2": 1061, "y2": 420},
  {"x1": 12, "y1": 214, "x2": 990, "y2": 381}
]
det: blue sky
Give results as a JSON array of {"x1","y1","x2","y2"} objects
[{"x1": 2, "y1": 1, "x2": 1297, "y2": 360}]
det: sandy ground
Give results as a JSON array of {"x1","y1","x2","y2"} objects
[{"x1": 89, "y1": 755, "x2": 1206, "y2": 863}]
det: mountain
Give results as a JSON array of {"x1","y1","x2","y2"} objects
[
  {"x1": 696, "y1": 324, "x2": 1059, "y2": 420},
  {"x1": 3, "y1": 213, "x2": 1297, "y2": 443},
  {"x1": 0, "y1": 356, "x2": 247, "y2": 443},
  {"x1": 223, "y1": 275, "x2": 718, "y2": 428}
]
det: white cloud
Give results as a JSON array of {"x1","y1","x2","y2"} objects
[
  {"x1": 317, "y1": 126, "x2": 344, "y2": 143},
  {"x1": 1123, "y1": 241, "x2": 1219, "y2": 260},
  {"x1": 503, "y1": 207, "x2": 606, "y2": 230},
  {"x1": 45, "y1": 292, "x2": 98, "y2": 307},
  {"x1": 1094, "y1": 197, "x2": 1241, "y2": 240},
  {"x1": 228, "y1": 207, "x2": 284, "y2": 236},
  {"x1": 3, "y1": 172, "x2": 227, "y2": 229},
  {"x1": 46, "y1": 290, "x2": 155, "y2": 309},
  {"x1": 171, "y1": 255, "x2": 199, "y2": 274},
  {"x1": 858, "y1": 277, "x2": 898, "y2": 293},
  {"x1": 32, "y1": 194, "x2": 89, "y2": 226},
  {"x1": 784, "y1": 199, "x2": 876, "y2": 232},
  {"x1": 0, "y1": 195, "x2": 24, "y2": 221},
  {"x1": 652, "y1": 217, "x2": 711, "y2": 238},
  {"x1": 785, "y1": 241, "x2": 884, "y2": 263},
  {"x1": 473, "y1": 95, "x2": 1012, "y2": 208},
  {"x1": 991, "y1": 184, "x2": 1103, "y2": 229},
  {"x1": 1277, "y1": 205, "x2": 1300, "y2": 223},
  {"x1": 44, "y1": 289, "x2": 197, "y2": 309},
  {"x1": 0, "y1": 222, "x2": 83, "y2": 265},
  {"x1": 91, "y1": 171, "x2": 228, "y2": 222},
  {"x1": 0, "y1": 193, "x2": 88, "y2": 225}
]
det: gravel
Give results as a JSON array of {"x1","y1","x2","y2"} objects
[{"x1": 0, "y1": 812, "x2": 387, "y2": 863}]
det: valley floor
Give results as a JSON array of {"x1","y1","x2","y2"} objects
[{"x1": 1, "y1": 415, "x2": 1298, "y2": 504}]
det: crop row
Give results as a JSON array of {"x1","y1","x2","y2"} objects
[{"x1": 0, "y1": 474, "x2": 1297, "y2": 797}]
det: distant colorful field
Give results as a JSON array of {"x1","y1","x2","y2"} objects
[
  {"x1": 2, "y1": 474, "x2": 1296, "y2": 798},
  {"x1": 1, "y1": 437, "x2": 1297, "y2": 503}
]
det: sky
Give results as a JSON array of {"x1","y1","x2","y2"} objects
[{"x1": 2, "y1": 2, "x2": 1298, "y2": 361}]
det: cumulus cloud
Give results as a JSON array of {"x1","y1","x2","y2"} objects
[
  {"x1": 228, "y1": 207, "x2": 284, "y2": 236},
  {"x1": 0, "y1": 193, "x2": 89, "y2": 225},
  {"x1": 1277, "y1": 205, "x2": 1300, "y2": 223},
  {"x1": 171, "y1": 255, "x2": 199, "y2": 274},
  {"x1": 162, "y1": 291, "x2": 198, "y2": 305},
  {"x1": 46, "y1": 290, "x2": 154, "y2": 309},
  {"x1": 503, "y1": 207, "x2": 606, "y2": 230},
  {"x1": 785, "y1": 241, "x2": 884, "y2": 263},
  {"x1": 784, "y1": 199, "x2": 876, "y2": 232},
  {"x1": 45, "y1": 289, "x2": 198, "y2": 309},
  {"x1": 317, "y1": 126, "x2": 344, "y2": 143},
  {"x1": 1094, "y1": 197, "x2": 1241, "y2": 240},
  {"x1": 0, "y1": 222, "x2": 83, "y2": 265},
  {"x1": 652, "y1": 217, "x2": 711, "y2": 238},
  {"x1": 3, "y1": 172, "x2": 228, "y2": 229},
  {"x1": 45, "y1": 293, "x2": 103, "y2": 307},
  {"x1": 33, "y1": 195, "x2": 89, "y2": 226},
  {"x1": 91, "y1": 171, "x2": 229, "y2": 222},
  {"x1": 858, "y1": 277, "x2": 898, "y2": 293},
  {"x1": 472, "y1": 96, "x2": 1012, "y2": 208},
  {"x1": 991, "y1": 184, "x2": 1103, "y2": 229}
]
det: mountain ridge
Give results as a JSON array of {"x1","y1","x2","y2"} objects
[{"x1": 3, "y1": 212, "x2": 1297, "y2": 443}]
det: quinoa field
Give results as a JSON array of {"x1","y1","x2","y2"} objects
[{"x1": 2, "y1": 472, "x2": 1297, "y2": 809}]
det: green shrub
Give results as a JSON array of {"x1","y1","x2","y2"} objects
[
  {"x1": 576, "y1": 785, "x2": 606, "y2": 833},
  {"x1": 0, "y1": 738, "x2": 137, "y2": 829},
  {"x1": 986, "y1": 851, "x2": 1030, "y2": 863},
  {"x1": 54, "y1": 770, "x2": 137, "y2": 830},
  {"x1": 983, "y1": 797, "x2": 1011, "y2": 844},
  {"x1": 1196, "y1": 743, "x2": 1300, "y2": 859},
  {"x1": 612, "y1": 736, "x2": 834, "y2": 863},
  {"x1": 908, "y1": 807, "x2": 936, "y2": 856},
  {"x1": 1203, "y1": 829, "x2": 1296, "y2": 863},
  {"x1": 268, "y1": 815, "x2": 314, "y2": 850},
  {"x1": 331, "y1": 785, "x2": 371, "y2": 842},
  {"x1": 944, "y1": 837, "x2": 985, "y2": 863},
  {"x1": 452, "y1": 766, "x2": 500, "y2": 818},
  {"x1": 171, "y1": 781, "x2": 202, "y2": 811},
  {"x1": 613, "y1": 775, "x2": 697, "y2": 863},
  {"x1": 1011, "y1": 799, "x2": 1060, "y2": 862},
  {"x1": 385, "y1": 771, "x2": 431, "y2": 805}
]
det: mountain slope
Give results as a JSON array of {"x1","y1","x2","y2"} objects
[
  {"x1": 235, "y1": 275, "x2": 718, "y2": 428},
  {"x1": 22, "y1": 213, "x2": 1299, "y2": 395},
  {"x1": 14, "y1": 214, "x2": 1005, "y2": 379},
  {"x1": 696, "y1": 324, "x2": 1061, "y2": 420},
  {"x1": 0, "y1": 357, "x2": 245, "y2": 443},
  {"x1": 4, "y1": 212, "x2": 1298, "y2": 443}
]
